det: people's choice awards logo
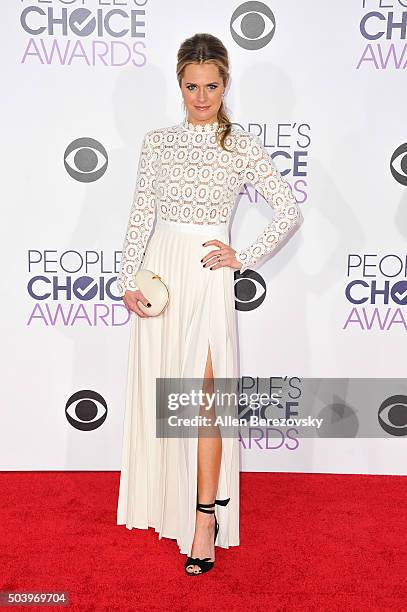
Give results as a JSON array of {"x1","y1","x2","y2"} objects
[
  {"x1": 65, "y1": 390, "x2": 108, "y2": 431},
  {"x1": 343, "y1": 253, "x2": 407, "y2": 332},
  {"x1": 230, "y1": 1, "x2": 276, "y2": 50},
  {"x1": 357, "y1": 2, "x2": 407, "y2": 70},
  {"x1": 390, "y1": 143, "x2": 407, "y2": 186},
  {"x1": 19, "y1": 0, "x2": 148, "y2": 67},
  {"x1": 26, "y1": 249, "x2": 127, "y2": 327},
  {"x1": 64, "y1": 138, "x2": 108, "y2": 183}
]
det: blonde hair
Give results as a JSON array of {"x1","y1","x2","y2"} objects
[{"x1": 176, "y1": 33, "x2": 233, "y2": 152}]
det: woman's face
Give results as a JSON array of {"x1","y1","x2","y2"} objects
[{"x1": 180, "y1": 63, "x2": 225, "y2": 125}]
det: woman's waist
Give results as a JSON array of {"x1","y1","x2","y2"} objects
[{"x1": 154, "y1": 216, "x2": 230, "y2": 239}]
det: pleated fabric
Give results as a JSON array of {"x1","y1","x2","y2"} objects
[{"x1": 116, "y1": 217, "x2": 240, "y2": 556}]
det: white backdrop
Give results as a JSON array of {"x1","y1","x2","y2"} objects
[{"x1": 2, "y1": 0, "x2": 406, "y2": 473}]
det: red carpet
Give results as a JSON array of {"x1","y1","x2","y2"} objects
[{"x1": 1, "y1": 471, "x2": 406, "y2": 611}]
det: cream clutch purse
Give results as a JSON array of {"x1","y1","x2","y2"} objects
[{"x1": 134, "y1": 268, "x2": 169, "y2": 316}]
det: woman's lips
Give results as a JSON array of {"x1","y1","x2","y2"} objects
[{"x1": 195, "y1": 106, "x2": 210, "y2": 110}]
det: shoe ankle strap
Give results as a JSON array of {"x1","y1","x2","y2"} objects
[
  {"x1": 196, "y1": 497, "x2": 231, "y2": 514},
  {"x1": 196, "y1": 501, "x2": 215, "y2": 514}
]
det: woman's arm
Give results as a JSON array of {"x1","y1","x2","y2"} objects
[
  {"x1": 235, "y1": 133, "x2": 303, "y2": 273},
  {"x1": 117, "y1": 131, "x2": 157, "y2": 296}
]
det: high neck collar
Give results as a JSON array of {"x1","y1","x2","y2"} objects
[{"x1": 182, "y1": 117, "x2": 219, "y2": 132}]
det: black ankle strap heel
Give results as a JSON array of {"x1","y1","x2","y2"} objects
[{"x1": 184, "y1": 498, "x2": 230, "y2": 576}]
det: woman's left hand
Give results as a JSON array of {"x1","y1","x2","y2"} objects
[{"x1": 201, "y1": 239, "x2": 242, "y2": 270}]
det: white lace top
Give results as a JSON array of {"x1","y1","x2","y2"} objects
[{"x1": 117, "y1": 117, "x2": 302, "y2": 296}]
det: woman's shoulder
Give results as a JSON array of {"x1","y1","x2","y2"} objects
[
  {"x1": 223, "y1": 125, "x2": 262, "y2": 156},
  {"x1": 228, "y1": 124, "x2": 261, "y2": 144},
  {"x1": 140, "y1": 122, "x2": 183, "y2": 146}
]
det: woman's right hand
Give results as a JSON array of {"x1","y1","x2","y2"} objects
[{"x1": 122, "y1": 289, "x2": 151, "y2": 317}]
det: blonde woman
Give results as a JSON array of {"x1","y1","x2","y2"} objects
[{"x1": 116, "y1": 33, "x2": 303, "y2": 576}]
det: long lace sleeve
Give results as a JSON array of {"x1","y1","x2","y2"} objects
[
  {"x1": 117, "y1": 131, "x2": 157, "y2": 296},
  {"x1": 235, "y1": 134, "x2": 303, "y2": 273}
]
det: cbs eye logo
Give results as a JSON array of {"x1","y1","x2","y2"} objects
[
  {"x1": 65, "y1": 390, "x2": 108, "y2": 431},
  {"x1": 234, "y1": 269, "x2": 266, "y2": 311},
  {"x1": 390, "y1": 143, "x2": 407, "y2": 186},
  {"x1": 230, "y1": 1, "x2": 276, "y2": 50},
  {"x1": 64, "y1": 137, "x2": 108, "y2": 182},
  {"x1": 378, "y1": 394, "x2": 407, "y2": 436}
]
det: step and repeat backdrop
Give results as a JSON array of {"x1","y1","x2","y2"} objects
[{"x1": 2, "y1": 1, "x2": 406, "y2": 473}]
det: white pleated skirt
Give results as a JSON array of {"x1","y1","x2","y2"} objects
[{"x1": 116, "y1": 217, "x2": 240, "y2": 556}]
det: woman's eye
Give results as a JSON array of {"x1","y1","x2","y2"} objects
[{"x1": 185, "y1": 84, "x2": 218, "y2": 91}]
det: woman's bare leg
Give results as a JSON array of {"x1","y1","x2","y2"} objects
[{"x1": 185, "y1": 344, "x2": 221, "y2": 574}]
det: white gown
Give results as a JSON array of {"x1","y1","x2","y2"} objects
[{"x1": 116, "y1": 116, "x2": 302, "y2": 556}]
